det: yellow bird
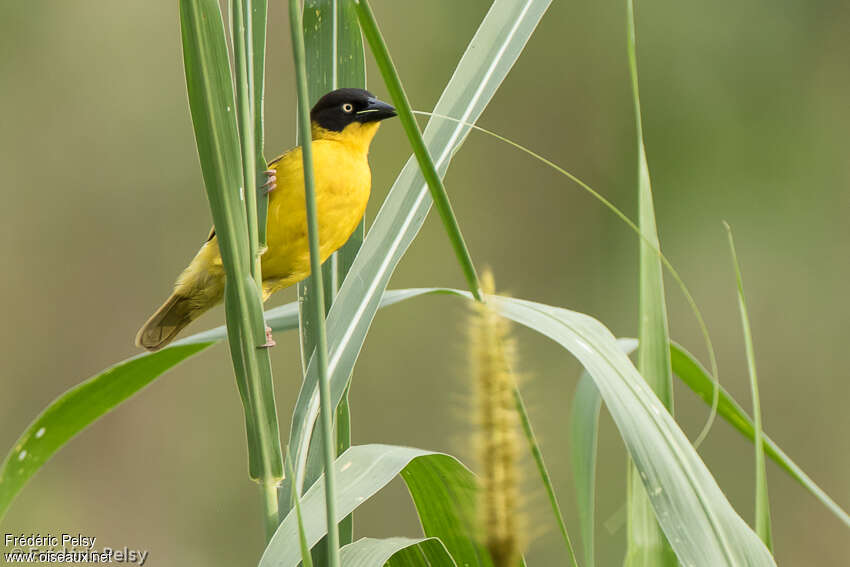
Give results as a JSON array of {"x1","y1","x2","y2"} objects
[{"x1": 136, "y1": 88, "x2": 396, "y2": 351}]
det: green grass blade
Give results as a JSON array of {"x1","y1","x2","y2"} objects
[
  {"x1": 288, "y1": 0, "x2": 340, "y2": 563},
  {"x1": 571, "y1": 339, "x2": 638, "y2": 567},
  {"x1": 486, "y1": 295, "x2": 774, "y2": 566},
  {"x1": 513, "y1": 384, "x2": 579, "y2": 566},
  {"x1": 571, "y1": 374, "x2": 602, "y2": 567},
  {"x1": 623, "y1": 0, "x2": 676, "y2": 563},
  {"x1": 7, "y1": 292, "x2": 845, "y2": 535},
  {"x1": 400, "y1": 448, "x2": 495, "y2": 567},
  {"x1": 724, "y1": 223, "x2": 773, "y2": 548},
  {"x1": 260, "y1": 445, "x2": 477, "y2": 567},
  {"x1": 341, "y1": 538, "x2": 456, "y2": 567},
  {"x1": 671, "y1": 342, "x2": 850, "y2": 528},
  {"x1": 232, "y1": 0, "x2": 260, "y2": 279},
  {"x1": 287, "y1": 450, "x2": 315, "y2": 567},
  {"x1": 276, "y1": 289, "x2": 777, "y2": 566},
  {"x1": 0, "y1": 343, "x2": 210, "y2": 518},
  {"x1": 285, "y1": 0, "x2": 551, "y2": 507},
  {"x1": 179, "y1": 0, "x2": 283, "y2": 506},
  {"x1": 352, "y1": 0, "x2": 483, "y2": 301},
  {"x1": 253, "y1": 0, "x2": 270, "y2": 247},
  {"x1": 296, "y1": 2, "x2": 365, "y2": 554}
]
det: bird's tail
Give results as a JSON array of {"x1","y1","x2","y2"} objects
[{"x1": 135, "y1": 293, "x2": 208, "y2": 351}]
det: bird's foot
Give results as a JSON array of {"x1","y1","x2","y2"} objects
[
  {"x1": 262, "y1": 170, "x2": 277, "y2": 195},
  {"x1": 258, "y1": 325, "x2": 276, "y2": 348}
]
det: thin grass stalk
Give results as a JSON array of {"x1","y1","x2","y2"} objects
[
  {"x1": 288, "y1": 1, "x2": 340, "y2": 565},
  {"x1": 351, "y1": 0, "x2": 482, "y2": 301},
  {"x1": 724, "y1": 223, "x2": 773, "y2": 549},
  {"x1": 624, "y1": 0, "x2": 677, "y2": 562},
  {"x1": 287, "y1": 449, "x2": 316, "y2": 567},
  {"x1": 232, "y1": 0, "x2": 260, "y2": 280},
  {"x1": 252, "y1": 0, "x2": 270, "y2": 248},
  {"x1": 234, "y1": 0, "x2": 283, "y2": 538},
  {"x1": 179, "y1": 0, "x2": 283, "y2": 541},
  {"x1": 512, "y1": 388, "x2": 581, "y2": 567},
  {"x1": 411, "y1": 111, "x2": 722, "y2": 430},
  {"x1": 297, "y1": 0, "x2": 365, "y2": 557}
]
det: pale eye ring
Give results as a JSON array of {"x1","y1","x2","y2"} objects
[{"x1": 342, "y1": 103, "x2": 354, "y2": 113}]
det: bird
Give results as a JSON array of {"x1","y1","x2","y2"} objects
[{"x1": 135, "y1": 88, "x2": 396, "y2": 351}]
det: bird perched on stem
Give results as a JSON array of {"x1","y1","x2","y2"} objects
[{"x1": 136, "y1": 88, "x2": 396, "y2": 351}]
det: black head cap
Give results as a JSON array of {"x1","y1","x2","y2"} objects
[{"x1": 310, "y1": 88, "x2": 397, "y2": 132}]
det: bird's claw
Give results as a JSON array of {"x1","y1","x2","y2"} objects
[
  {"x1": 258, "y1": 325, "x2": 276, "y2": 348},
  {"x1": 262, "y1": 169, "x2": 277, "y2": 195}
]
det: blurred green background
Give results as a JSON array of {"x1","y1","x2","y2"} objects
[{"x1": 1, "y1": 0, "x2": 848, "y2": 564}]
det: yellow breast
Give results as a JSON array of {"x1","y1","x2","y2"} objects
[{"x1": 260, "y1": 135, "x2": 372, "y2": 293}]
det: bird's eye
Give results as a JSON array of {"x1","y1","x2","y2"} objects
[{"x1": 342, "y1": 103, "x2": 354, "y2": 113}]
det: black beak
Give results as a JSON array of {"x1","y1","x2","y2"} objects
[{"x1": 356, "y1": 98, "x2": 397, "y2": 122}]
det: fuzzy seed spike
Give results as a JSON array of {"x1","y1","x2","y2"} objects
[{"x1": 469, "y1": 269, "x2": 525, "y2": 567}]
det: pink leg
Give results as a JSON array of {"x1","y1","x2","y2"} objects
[
  {"x1": 258, "y1": 325, "x2": 276, "y2": 348},
  {"x1": 262, "y1": 169, "x2": 277, "y2": 195}
]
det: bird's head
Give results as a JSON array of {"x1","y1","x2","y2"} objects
[{"x1": 310, "y1": 88, "x2": 396, "y2": 150}]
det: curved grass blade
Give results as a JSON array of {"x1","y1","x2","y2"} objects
[
  {"x1": 0, "y1": 343, "x2": 210, "y2": 518},
  {"x1": 724, "y1": 223, "x2": 772, "y2": 548},
  {"x1": 285, "y1": 287, "x2": 776, "y2": 565},
  {"x1": 286, "y1": 0, "x2": 552, "y2": 508},
  {"x1": 0, "y1": 293, "x2": 394, "y2": 521},
  {"x1": 571, "y1": 339, "x2": 638, "y2": 567},
  {"x1": 671, "y1": 342, "x2": 850, "y2": 529},
  {"x1": 400, "y1": 446, "x2": 493, "y2": 567},
  {"x1": 341, "y1": 537, "x2": 456, "y2": 567},
  {"x1": 260, "y1": 445, "x2": 485, "y2": 567},
  {"x1": 6, "y1": 290, "x2": 845, "y2": 540},
  {"x1": 486, "y1": 295, "x2": 775, "y2": 566}
]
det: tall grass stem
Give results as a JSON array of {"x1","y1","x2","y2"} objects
[
  {"x1": 288, "y1": 0, "x2": 340, "y2": 564},
  {"x1": 352, "y1": 0, "x2": 482, "y2": 301},
  {"x1": 179, "y1": 0, "x2": 283, "y2": 541},
  {"x1": 512, "y1": 387, "x2": 580, "y2": 567}
]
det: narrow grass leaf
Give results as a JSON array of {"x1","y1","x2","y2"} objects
[
  {"x1": 0, "y1": 289, "x2": 440, "y2": 520},
  {"x1": 514, "y1": 383, "x2": 578, "y2": 566},
  {"x1": 286, "y1": 0, "x2": 551, "y2": 507},
  {"x1": 341, "y1": 537, "x2": 456, "y2": 567},
  {"x1": 671, "y1": 342, "x2": 850, "y2": 528},
  {"x1": 624, "y1": 0, "x2": 676, "y2": 562},
  {"x1": 724, "y1": 224, "x2": 773, "y2": 548},
  {"x1": 253, "y1": 0, "x2": 270, "y2": 247},
  {"x1": 180, "y1": 0, "x2": 283, "y2": 489},
  {"x1": 0, "y1": 343, "x2": 209, "y2": 518},
  {"x1": 287, "y1": 452, "x2": 315, "y2": 567},
  {"x1": 571, "y1": 339, "x2": 638, "y2": 567},
  {"x1": 352, "y1": 0, "x2": 482, "y2": 300}
]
